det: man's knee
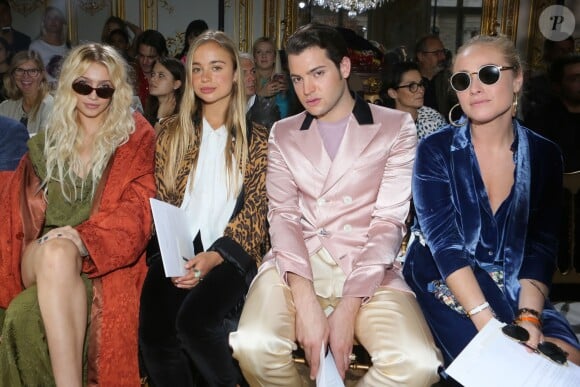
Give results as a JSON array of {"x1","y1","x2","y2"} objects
[{"x1": 372, "y1": 345, "x2": 441, "y2": 385}]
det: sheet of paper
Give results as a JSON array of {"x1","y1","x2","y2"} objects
[
  {"x1": 447, "y1": 318, "x2": 580, "y2": 387},
  {"x1": 150, "y1": 198, "x2": 195, "y2": 277},
  {"x1": 316, "y1": 344, "x2": 345, "y2": 387}
]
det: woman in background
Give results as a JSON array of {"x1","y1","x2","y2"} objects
[
  {"x1": 0, "y1": 50, "x2": 53, "y2": 135},
  {"x1": 144, "y1": 56, "x2": 184, "y2": 133},
  {"x1": 382, "y1": 61, "x2": 446, "y2": 139},
  {"x1": 29, "y1": 6, "x2": 70, "y2": 89},
  {"x1": 139, "y1": 30, "x2": 268, "y2": 387},
  {"x1": 403, "y1": 34, "x2": 580, "y2": 367},
  {"x1": 252, "y1": 36, "x2": 292, "y2": 119},
  {"x1": 0, "y1": 43, "x2": 156, "y2": 387}
]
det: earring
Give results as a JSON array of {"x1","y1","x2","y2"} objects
[
  {"x1": 512, "y1": 93, "x2": 518, "y2": 117},
  {"x1": 448, "y1": 103, "x2": 466, "y2": 128}
]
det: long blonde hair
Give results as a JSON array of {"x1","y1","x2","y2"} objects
[
  {"x1": 43, "y1": 43, "x2": 135, "y2": 201},
  {"x1": 162, "y1": 30, "x2": 248, "y2": 196},
  {"x1": 4, "y1": 50, "x2": 49, "y2": 122}
]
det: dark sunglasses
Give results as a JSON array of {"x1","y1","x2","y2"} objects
[
  {"x1": 501, "y1": 324, "x2": 568, "y2": 365},
  {"x1": 450, "y1": 64, "x2": 514, "y2": 92},
  {"x1": 394, "y1": 80, "x2": 426, "y2": 93},
  {"x1": 72, "y1": 82, "x2": 115, "y2": 99}
]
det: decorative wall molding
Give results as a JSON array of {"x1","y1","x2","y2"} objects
[
  {"x1": 235, "y1": 0, "x2": 252, "y2": 51},
  {"x1": 9, "y1": 0, "x2": 45, "y2": 16}
]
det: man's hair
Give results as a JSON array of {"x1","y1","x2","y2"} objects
[
  {"x1": 286, "y1": 23, "x2": 348, "y2": 69},
  {"x1": 549, "y1": 54, "x2": 580, "y2": 84},
  {"x1": 414, "y1": 34, "x2": 441, "y2": 60},
  {"x1": 136, "y1": 29, "x2": 168, "y2": 57}
]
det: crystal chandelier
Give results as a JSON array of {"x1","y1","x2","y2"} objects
[{"x1": 311, "y1": 0, "x2": 386, "y2": 14}]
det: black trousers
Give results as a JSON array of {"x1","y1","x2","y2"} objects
[{"x1": 139, "y1": 259, "x2": 247, "y2": 387}]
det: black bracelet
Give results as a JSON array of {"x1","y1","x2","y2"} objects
[{"x1": 517, "y1": 307, "x2": 541, "y2": 318}]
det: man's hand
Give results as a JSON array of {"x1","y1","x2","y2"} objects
[
  {"x1": 288, "y1": 273, "x2": 329, "y2": 380},
  {"x1": 328, "y1": 297, "x2": 361, "y2": 379}
]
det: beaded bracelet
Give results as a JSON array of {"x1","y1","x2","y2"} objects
[{"x1": 516, "y1": 315, "x2": 542, "y2": 327}]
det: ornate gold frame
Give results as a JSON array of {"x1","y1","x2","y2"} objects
[{"x1": 480, "y1": 0, "x2": 520, "y2": 40}]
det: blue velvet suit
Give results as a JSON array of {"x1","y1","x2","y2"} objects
[{"x1": 403, "y1": 119, "x2": 580, "y2": 365}]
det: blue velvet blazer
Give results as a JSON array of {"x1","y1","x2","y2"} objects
[{"x1": 403, "y1": 119, "x2": 579, "y2": 364}]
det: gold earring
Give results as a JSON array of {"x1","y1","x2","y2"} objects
[
  {"x1": 512, "y1": 93, "x2": 518, "y2": 117},
  {"x1": 448, "y1": 103, "x2": 466, "y2": 128}
]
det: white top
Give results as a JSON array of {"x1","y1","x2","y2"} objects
[
  {"x1": 181, "y1": 118, "x2": 241, "y2": 250},
  {"x1": 0, "y1": 94, "x2": 54, "y2": 136},
  {"x1": 29, "y1": 39, "x2": 70, "y2": 85}
]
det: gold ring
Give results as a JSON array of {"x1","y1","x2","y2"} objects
[{"x1": 193, "y1": 269, "x2": 201, "y2": 279}]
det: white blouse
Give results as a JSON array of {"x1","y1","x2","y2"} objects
[{"x1": 181, "y1": 118, "x2": 241, "y2": 250}]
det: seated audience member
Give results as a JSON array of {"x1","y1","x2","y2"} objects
[
  {"x1": 177, "y1": 19, "x2": 209, "y2": 63},
  {"x1": 144, "y1": 56, "x2": 184, "y2": 132},
  {"x1": 0, "y1": 115, "x2": 27, "y2": 171},
  {"x1": 0, "y1": 0, "x2": 30, "y2": 56},
  {"x1": 100, "y1": 15, "x2": 141, "y2": 58},
  {"x1": 134, "y1": 29, "x2": 168, "y2": 107},
  {"x1": 0, "y1": 36, "x2": 11, "y2": 101},
  {"x1": 525, "y1": 54, "x2": 580, "y2": 172},
  {"x1": 382, "y1": 61, "x2": 446, "y2": 139},
  {"x1": 0, "y1": 50, "x2": 53, "y2": 136},
  {"x1": 415, "y1": 34, "x2": 457, "y2": 119},
  {"x1": 139, "y1": 31, "x2": 268, "y2": 387},
  {"x1": 29, "y1": 6, "x2": 70, "y2": 89},
  {"x1": 253, "y1": 36, "x2": 295, "y2": 119},
  {"x1": 521, "y1": 37, "x2": 575, "y2": 122},
  {"x1": 240, "y1": 52, "x2": 280, "y2": 130},
  {"x1": 403, "y1": 35, "x2": 580, "y2": 369},
  {"x1": 230, "y1": 23, "x2": 442, "y2": 386},
  {"x1": 106, "y1": 28, "x2": 135, "y2": 64},
  {"x1": 0, "y1": 43, "x2": 156, "y2": 386}
]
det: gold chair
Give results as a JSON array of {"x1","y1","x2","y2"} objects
[{"x1": 551, "y1": 171, "x2": 580, "y2": 301}]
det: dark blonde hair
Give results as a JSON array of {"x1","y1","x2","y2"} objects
[
  {"x1": 455, "y1": 35, "x2": 523, "y2": 76},
  {"x1": 161, "y1": 30, "x2": 248, "y2": 197}
]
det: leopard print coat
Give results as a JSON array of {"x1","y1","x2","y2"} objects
[{"x1": 155, "y1": 115, "x2": 269, "y2": 278}]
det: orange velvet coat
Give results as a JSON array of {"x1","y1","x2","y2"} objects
[{"x1": 0, "y1": 113, "x2": 156, "y2": 386}]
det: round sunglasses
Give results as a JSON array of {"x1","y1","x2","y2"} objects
[
  {"x1": 72, "y1": 82, "x2": 115, "y2": 99},
  {"x1": 450, "y1": 64, "x2": 514, "y2": 92},
  {"x1": 501, "y1": 324, "x2": 568, "y2": 365},
  {"x1": 394, "y1": 80, "x2": 427, "y2": 93}
]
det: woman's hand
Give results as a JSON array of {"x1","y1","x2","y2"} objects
[
  {"x1": 259, "y1": 80, "x2": 284, "y2": 98},
  {"x1": 172, "y1": 251, "x2": 223, "y2": 289},
  {"x1": 517, "y1": 320, "x2": 544, "y2": 351},
  {"x1": 38, "y1": 225, "x2": 88, "y2": 256}
]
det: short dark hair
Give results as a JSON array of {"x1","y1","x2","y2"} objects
[
  {"x1": 286, "y1": 23, "x2": 348, "y2": 69},
  {"x1": 380, "y1": 61, "x2": 420, "y2": 108},
  {"x1": 106, "y1": 28, "x2": 130, "y2": 45},
  {"x1": 136, "y1": 29, "x2": 168, "y2": 57},
  {"x1": 549, "y1": 54, "x2": 580, "y2": 84}
]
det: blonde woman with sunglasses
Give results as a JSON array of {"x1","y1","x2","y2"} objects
[
  {"x1": 402, "y1": 35, "x2": 580, "y2": 373},
  {"x1": 0, "y1": 43, "x2": 156, "y2": 386}
]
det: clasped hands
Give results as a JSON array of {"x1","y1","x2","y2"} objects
[
  {"x1": 172, "y1": 251, "x2": 223, "y2": 289},
  {"x1": 295, "y1": 293, "x2": 362, "y2": 381}
]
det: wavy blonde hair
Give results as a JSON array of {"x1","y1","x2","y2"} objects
[
  {"x1": 43, "y1": 43, "x2": 135, "y2": 201},
  {"x1": 4, "y1": 50, "x2": 49, "y2": 122},
  {"x1": 162, "y1": 30, "x2": 248, "y2": 196}
]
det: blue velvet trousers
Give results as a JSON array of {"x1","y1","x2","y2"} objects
[{"x1": 139, "y1": 259, "x2": 247, "y2": 387}]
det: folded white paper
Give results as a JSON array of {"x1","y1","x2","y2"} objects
[
  {"x1": 150, "y1": 198, "x2": 195, "y2": 277},
  {"x1": 447, "y1": 318, "x2": 580, "y2": 386},
  {"x1": 316, "y1": 344, "x2": 345, "y2": 387}
]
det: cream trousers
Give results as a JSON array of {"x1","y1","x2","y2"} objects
[{"x1": 230, "y1": 249, "x2": 442, "y2": 386}]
